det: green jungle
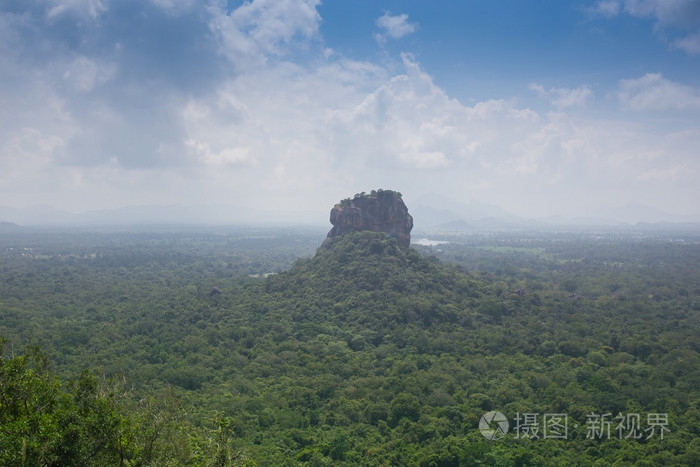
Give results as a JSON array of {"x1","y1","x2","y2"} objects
[{"x1": 1, "y1": 226, "x2": 699, "y2": 465}]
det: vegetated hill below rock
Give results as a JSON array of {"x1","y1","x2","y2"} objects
[{"x1": 261, "y1": 231, "x2": 489, "y2": 334}]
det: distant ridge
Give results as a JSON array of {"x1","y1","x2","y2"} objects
[
  {"x1": 1, "y1": 199, "x2": 698, "y2": 230},
  {"x1": 0, "y1": 221, "x2": 27, "y2": 232},
  {"x1": 0, "y1": 204, "x2": 325, "y2": 227},
  {"x1": 407, "y1": 193, "x2": 700, "y2": 231}
]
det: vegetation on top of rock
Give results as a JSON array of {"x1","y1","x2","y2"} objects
[{"x1": 335, "y1": 189, "x2": 403, "y2": 208}]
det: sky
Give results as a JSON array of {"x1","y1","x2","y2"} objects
[{"x1": 1, "y1": 0, "x2": 700, "y2": 224}]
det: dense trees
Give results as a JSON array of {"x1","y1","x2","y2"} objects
[
  {"x1": 0, "y1": 340, "x2": 130, "y2": 465},
  {"x1": 1, "y1": 227, "x2": 698, "y2": 464},
  {"x1": 0, "y1": 339, "x2": 252, "y2": 466}
]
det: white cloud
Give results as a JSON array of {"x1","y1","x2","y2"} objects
[
  {"x1": 149, "y1": 0, "x2": 197, "y2": 14},
  {"x1": 617, "y1": 73, "x2": 700, "y2": 110},
  {"x1": 2, "y1": 128, "x2": 62, "y2": 173},
  {"x1": 637, "y1": 164, "x2": 692, "y2": 181},
  {"x1": 185, "y1": 139, "x2": 252, "y2": 167},
  {"x1": 673, "y1": 31, "x2": 700, "y2": 53},
  {"x1": 621, "y1": 0, "x2": 700, "y2": 29},
  {"x1": 375, "y1": 12, "x2": 417, "y2": 44},
  {"x1": 63, "y1": 56, "x2": 116, "y2": 92},
  {"x1": 593, "y1": 0, "x2": 700, "y2": 54},
  {"x1": 326, "y1": 54, "x2": 544, "y2": 174},
  {"x1": 1, "y1": 1, "x2": 699, "y2": 219},
  {"x1": 208, "y1": 0, "x2": 321, "y2": 69},
  {"x1": 3, "y1": 49, "x2": 699, "y2": 218},
  {"x1": 589, "y1": 1, "x2": 621, "y2": 18},
  {"x1": 529, "y1": 83, "x2": 593, "y2": 109},
  {"x1": 10, "y1": 47, "x2": 695, "y2": 217},
  {"x1": 46, "y1": 0, "x2": 107, "y2": 20}
]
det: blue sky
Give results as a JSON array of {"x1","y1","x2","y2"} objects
[{"x1": 1, "y1": 0, "x2": 699, "y2": 224}]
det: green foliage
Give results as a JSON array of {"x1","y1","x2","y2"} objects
[
  {"x1": 0, "y1": 340, "x2": 254, "y2": 465},
  {"x1": 0, "y1": 340, "x2": 129, "y2": 465},
  {"x1": 1, "y1": 228, "x2": 698, "y2": 464},
  {"x1": 335, "y1": 188, "x2": 403, "y2": 207}
]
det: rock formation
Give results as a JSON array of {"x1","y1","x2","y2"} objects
[{"x1": 322, "y1": 190, "x2": 413, "y2": 248}]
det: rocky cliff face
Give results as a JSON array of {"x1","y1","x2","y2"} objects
[{"x1": 322, "y1": 190, "x2": 413, "y2": 248}]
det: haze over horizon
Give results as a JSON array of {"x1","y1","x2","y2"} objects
[{"x1": 2, "y1": 1, "x2": 699, "y2": 224}]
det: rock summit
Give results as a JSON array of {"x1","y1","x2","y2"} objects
[{"x1": 322, "y1": 190, "x2": 413, "y2": 248}]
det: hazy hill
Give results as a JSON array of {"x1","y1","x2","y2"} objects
[{"x1": 0, "y1": 221, "x2": 26, "y2": 232}]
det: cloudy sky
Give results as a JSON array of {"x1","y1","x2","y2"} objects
[{"x1": 1, "y1": 0, "x2": 699, "y2": 223}]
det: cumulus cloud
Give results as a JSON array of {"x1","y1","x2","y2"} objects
[
  {"x1": 0, "y1": 0, "x2": 324, "y2": 173},
  {"x1": 375, "y1": 12, "x2": 417, "y2": 44},
  {"x1": 589, "y1": 0, "x2": 621, "y2": 18},
  {"x1": 62, "y1": 56, "x2": 116, "y2": 92},
  {"x1": 673, "y1": 30, "x2": 700, "y2": 54},
  {"x1": 637, "y1": 164, "x2": 692, "y2": 181},
  {"x1": 46, "y1": 0, "x2": 107, "y2": 20},
  {"x1": 529, "y1": 83, "x2": 593, "y2": 109},
  {"x1": 593, "y1": 0, "x2": 700, "y2": 27},
  {"x1": 592, "y1": 0, "x2": 700, "y2": 54},
  {"x1": 325, "y1": 54, "x2": 542, "y2": 172},
  {"x1": 1, "y1": 1, "x2": 698, "y2": 219},
  {"x1": 618, "y1": 73, "x2": 700, "y2": 110},
  {"x1": 185, "y1": 139, "x2": 252, "y2": 167},
  {"x1": 208, "y1": 0, "x2": 321, "y2": 68},
  {"x1": 149, "y1": 0, "x2": 197, "y2": 14},
  {"x1": 622, "y1": 0, "x2": 700, "y2": 29}
]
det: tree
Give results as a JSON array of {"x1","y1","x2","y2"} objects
[{"x1": 0, "y1": 340, "x2": 128, "y2": 465}]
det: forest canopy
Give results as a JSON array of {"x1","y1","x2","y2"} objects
[{"x1": 1, "y1": 227, "x2": 698, "y2": 465}]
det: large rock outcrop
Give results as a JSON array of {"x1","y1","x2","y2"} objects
[{"x1": 322, "y1": 190, "x2": 413, "y2": 248}]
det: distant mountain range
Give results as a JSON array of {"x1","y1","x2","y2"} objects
[
  {"x1": 1, "y1": 198, "x2": 698, "y2": 231},
  {"x1": 0, "y1": 204, "x2": 325, "y2": 228},
  {"x1": 0, "y1": 221, "x2": 26, "y2": 232},
  {"x1": 405, "y1": 194, "x2": 699, "y2": 232}
]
